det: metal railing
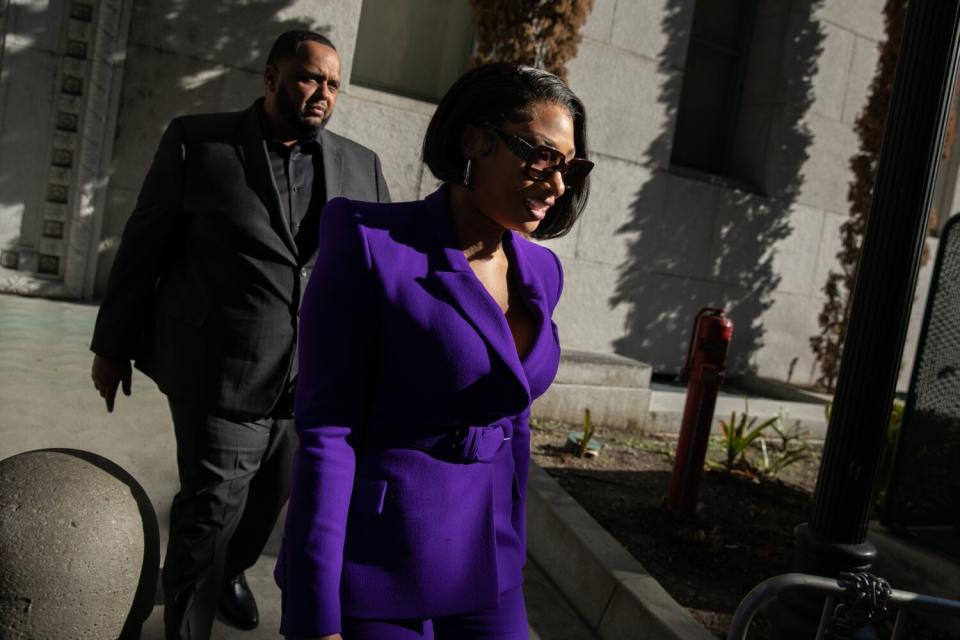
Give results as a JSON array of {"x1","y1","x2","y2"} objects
[{"x1": 727, "y1": 572, "x2": 960, "y2": 639}]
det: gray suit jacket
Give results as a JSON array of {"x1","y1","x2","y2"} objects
[{"x1": 91, "y1": 100, "x2": 390, "y2": 420}]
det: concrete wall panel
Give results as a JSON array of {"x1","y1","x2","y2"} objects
[
  {"x1": 580, "y1": 0, "x2": 616, "y2": 45},
  {"x1": 709, "y1": 192, "x2": 818, "y2": 296},
  {"x1": 808, "y1": 22, "x2": 856, "y2": 122},
  {"x1": 217, "y1": 68, "x2": 262, "y2": 113},
  {"x1": 764, "y1": 202, "x2": 824, "y2": 297},
  {"x1": 610, "y1": 0, "x2": 694, "y2": 70},
  {"x1": 326, "y1": 92, "x2": 431, "y2": 203},
  {"x1": 749, "y1": 290, "x2": 822, "y2": 385},
  {"x1": 817, "y1": 0, "x2": 886, "y2": 42},
  {"x1": 0, "y1": 46, "x2": 60, "y2": 248},
  {"x1": 571, "y1": 155, "x2": 654, "y2": 267},
  {"x1": 842, "y1": 35, "x2": 881, "y2": 126},
  {"x1": 5, "y1": 0, "x2": 66, "y2": 54},
  {"x1": 108, "y1": 45, "x2": 225, "y2": 191},
  {"x1": 764, "y1": 110, "x2": 856, "y2": 214},
  {"x1": 812, "y1": 210, "x2": 845, "y2": 291},
  {"x1": 553, "y1": 258, "x2": 630, "y2": 354},
  {"x1": 566, "y1": 39, "x2": 673, "y2": 167},
  {"x1": 538, "y1": 222, "x2": 580, "y2": 261},
  {"x1": 127, "y1": 0, "x2": 363, "y2": 80},
  {"x1": 651, "y1": 173, "x2": 721, "y2": 280}
]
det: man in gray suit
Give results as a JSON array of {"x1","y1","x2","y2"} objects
[{"x1": 89, "y1": 30, "x2": 389, "y2": 639}]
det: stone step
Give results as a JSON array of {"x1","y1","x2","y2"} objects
[
  {"x1": 533, "y1": 350, "x2": 653, "y2": 431},
  {"x1": 645, "y1": 386, "x2": 831, "y2": 440}
]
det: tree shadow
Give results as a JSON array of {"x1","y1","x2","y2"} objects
[{"x1": 609, "y1": 1, "x2": 825, "y2": 378}]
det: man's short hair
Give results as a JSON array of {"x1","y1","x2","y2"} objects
[{"x1": 266, "y1": 30, "x2": 336, "y2": 67}]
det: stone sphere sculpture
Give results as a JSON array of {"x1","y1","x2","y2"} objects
[{"x1": 0, "y1": 449, "x2": 160, "y2": 639}]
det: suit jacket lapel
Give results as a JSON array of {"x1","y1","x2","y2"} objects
[
  {"x1": 504, "y1": 230, "x2": 556, "y2": 379},
  {"x1": 320, "y1": 129, "x2": 344, "y2": 200},
  {"x1": 237, "y1": 103, "x2": 298, "y2": 260},
  {"x1": 422, "y1": 187, "x2": 531, "y2": 405}
]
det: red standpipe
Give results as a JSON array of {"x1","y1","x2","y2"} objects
[{"x1": 666, "y1": 307, "x2": 734, "y2": 516}]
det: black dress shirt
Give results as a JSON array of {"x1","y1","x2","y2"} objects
[{"x1": 265, "y1": 137, "x2": 326, "y2": 235}]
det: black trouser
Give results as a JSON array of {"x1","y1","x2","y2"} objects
[{"x1": 162, "y1": 397, "x2": 295, "y2": 640}]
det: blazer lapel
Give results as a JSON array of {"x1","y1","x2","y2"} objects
[
  {"x1": 237, "y1": 103, "x2": 298, "y2": 259},
  {"x1": 422, "y1": 187, "x2": 531, "y2": 404},
  {"x1": 320, "y1": 129, "x2": 344, "y2": 200},
  {"x1": 504, "y1": 231, "x2": 557, "y2": 378}
]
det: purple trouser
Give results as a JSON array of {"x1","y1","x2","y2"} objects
[{"x1": 341, "y1": 584, "x2": 528, "y2": 640}]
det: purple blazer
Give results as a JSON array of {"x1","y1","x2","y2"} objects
[{"x1": 275, "y1": 185, "x2": 563, "y2": 637}]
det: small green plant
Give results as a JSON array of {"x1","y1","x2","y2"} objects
[
  {"x1": 578, "y1": 408, "x2": 595, "y2": 457},
  {"x1": 769, "y1": 414, "x2": 807, "y2": 451},
  {"x1": 567, "y1": 408, "x2": 600, "y2": 458},
  {"x1": 756, "y1": 412, "x2": 812, "y2": 477}
]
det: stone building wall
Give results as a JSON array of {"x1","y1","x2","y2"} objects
[
  {"x1": 541, "y1": 0, "x2": 935, "y2": 388},
  {"x1": 0, "y1": 0, "x2": 131, "y2": 298},
  {"x1": 0, "y1": 0, "x2": 943, "y2": 388}
]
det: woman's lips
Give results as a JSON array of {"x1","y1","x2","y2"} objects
[{"x1": 525, "y1": 198, "x2": 553, "y2": 220}]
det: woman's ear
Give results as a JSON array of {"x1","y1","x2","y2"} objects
[{"x1": 460, "y1": 125, "x2": 495, "y2": 160}]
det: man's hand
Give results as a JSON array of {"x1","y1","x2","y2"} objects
[{"x1": 91, "y1": 354, "x2": 132, "y2": 412}]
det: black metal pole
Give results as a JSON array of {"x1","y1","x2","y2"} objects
[{"x1": 770, "y1": 2, "x2": 960, "y2": 637}]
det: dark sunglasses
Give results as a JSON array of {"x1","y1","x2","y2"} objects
[{"x1": 484, "y1": 123, "x2": 594, "y2": 186}]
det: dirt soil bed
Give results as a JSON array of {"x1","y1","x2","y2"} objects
[{"x1": 529, "y1": 418, "x2": 956, "y2": 639}]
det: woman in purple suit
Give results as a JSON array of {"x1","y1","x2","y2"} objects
[{"x1": 277, "y1": 63, "x2": 593, "y2": 640}]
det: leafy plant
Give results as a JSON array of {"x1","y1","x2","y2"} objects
[
  {"x1": 707, "y1": 404, "x2": 812, "y2": 478},
  {"x1": 715, "y1": 401, "x2": 782, "y2": 473},
  {"x1": 769, "y1": 413, "x2": 808, "y2": 452},
  {"x1": 756, "y1": 412, "x2": 813, "y2": 476},
  {"x1": 757, "y1": 436, "x2": 811, "y2": 477}
]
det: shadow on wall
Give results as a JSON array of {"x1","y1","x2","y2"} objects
[
  {"x1": 609, "y1": 1, "x2": 825, "y2": 376},
  {"x1": 0, "y1": 1, "x2": 42, "y2": 272},
  {"x1": 92, "y1": 0, "x2": 332, "y2": 294}
]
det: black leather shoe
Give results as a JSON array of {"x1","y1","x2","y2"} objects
[{"x1": 219, "y1": 572, "x2": 259, "y2": 630}]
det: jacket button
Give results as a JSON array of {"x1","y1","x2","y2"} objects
[{"x1": 300, "y1": 268, "x2": 308, "y2": 278}]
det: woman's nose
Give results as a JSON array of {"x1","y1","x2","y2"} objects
[{"x1": 547, "y1": 169, "x2": 566, "y2": 198}]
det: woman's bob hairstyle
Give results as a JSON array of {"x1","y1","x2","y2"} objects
[{"x1": 422, "y1": 63, "x2": 590, "y2": 240}]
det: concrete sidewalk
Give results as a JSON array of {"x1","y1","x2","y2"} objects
[
  {"x1": 0, "y1": 293, "x2": 597, "y2": 639},
  {"x1": 645, "y1": 380, "x2": 831, "y2": 440}
]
